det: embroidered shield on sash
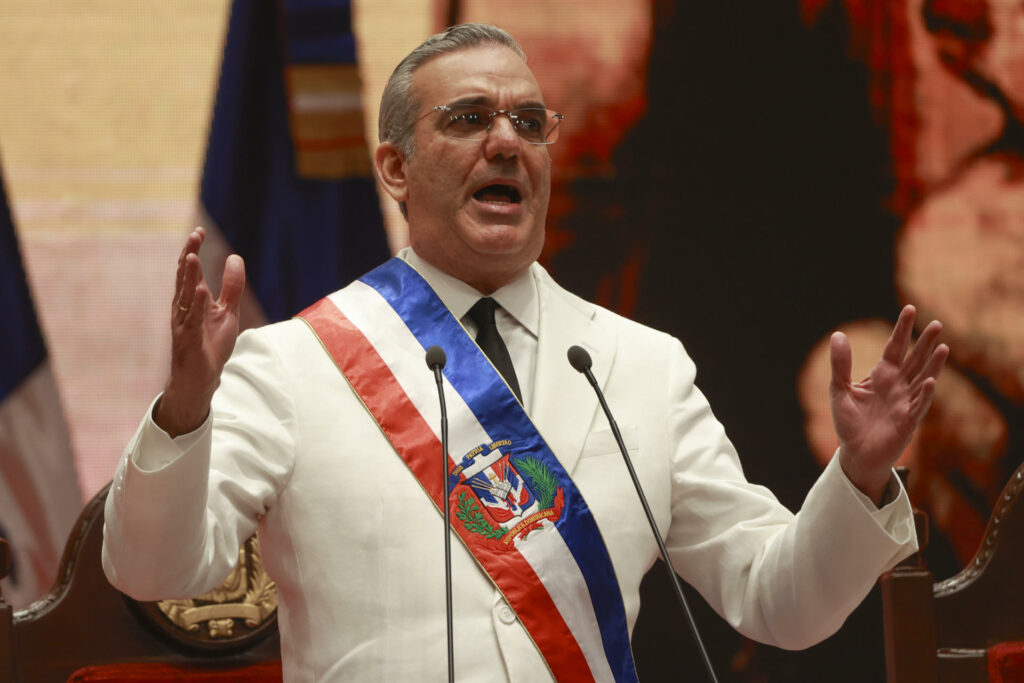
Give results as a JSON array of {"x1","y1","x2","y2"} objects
[{"x1": 449, "y1": 440, "x2": 568, "y2": 547}]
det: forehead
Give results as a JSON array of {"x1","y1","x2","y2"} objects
[{"x1": 411, "y1": 44, "x2": 544, "y2": 108}]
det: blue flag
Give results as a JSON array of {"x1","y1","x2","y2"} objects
[
  {"x1": 0, "y1": 173, "x2": 45, "y2": 398},
  {"x1": 0, "y1": 162, "x2": 82, "y2": 608},
  {"x1": 199, "y1": 0, "x2": 389, "y2": 323}
]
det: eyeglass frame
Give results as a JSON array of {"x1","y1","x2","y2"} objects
[{"x1": 419, "y1": 103, "x2": 566, "y2": 145}]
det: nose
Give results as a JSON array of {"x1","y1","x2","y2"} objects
[{"x1": 483, "y1": 113, "x2": 520, "y2": 159}]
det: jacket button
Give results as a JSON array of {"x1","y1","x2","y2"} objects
[{"x1": 498, "y1": 602, "x2": 517, "y2": 625}]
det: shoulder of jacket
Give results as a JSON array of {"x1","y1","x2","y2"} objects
[{"x1": 531, "y1": 261, "x2": 680, "y2": 349}]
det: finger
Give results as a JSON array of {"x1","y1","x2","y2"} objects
[
  {"x1": 182, "y1": 282, "x2": 213, "y2": 330},
  {"x1": 218, "y1": 254, "x2": 246, "y2": 312},
  {"x1": 174, "y1": 228, "x2": 206, "y2": 310},
  {"x1": 909, "y1": 376, "x2": 938, "y2": 423},
  {"x1": 176, "y1": 252, "x2": 204, "y2": 316},
  {"x1": 902, "y1": 320, "x2": 943, "y2": 378},
  {"x1": 176, "y1": 231, "x2": 191, "y2": 266},
  {"x1": 176, "y1": 227, "x2": 205, "y2": 267},
  {"x1": 174, "y1": 234, "x2": 196, "y2": 300},
  {"x1": 829, "y1": 330, "x2": 853, "y2": 390},
  {"x1": 918, "y1": 342, "x2": 949, "y2": 383},
  {"x1": 174, "y1": 251, "x2": 188, "y2": 306},
  {"x1": 882, "y1": 305, "x2": 916, "y2": 364},
  {"x1": 907, "y1": 343, "x2": 948, "y2": 407}
]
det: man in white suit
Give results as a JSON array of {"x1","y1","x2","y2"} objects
[{"x1": 103, "y1": 24, "x2": 948, "y2": 681}]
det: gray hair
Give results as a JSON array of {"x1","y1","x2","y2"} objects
[{"x1": 378, "y1": 23, "x2": 526, "y2": 159}]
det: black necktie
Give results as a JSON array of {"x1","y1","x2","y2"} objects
[{"x1": 467, "y1": 297, "x2": 523, "y2": 403}]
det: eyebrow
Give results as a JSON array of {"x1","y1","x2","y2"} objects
[{"x1": 449, "y1": 95, "x2": 548, "y2": 110}]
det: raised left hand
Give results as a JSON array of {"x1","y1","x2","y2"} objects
[{"x1": 830, "y1": 305, "x2": 949, "y2": 503}]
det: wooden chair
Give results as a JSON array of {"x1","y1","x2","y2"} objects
[
  {"x1": 0, "y1": 484, "x2": 281, "y2": 683},
  {"x1": 882, "y1": 463, "x2": 1024, "y2": 682}
]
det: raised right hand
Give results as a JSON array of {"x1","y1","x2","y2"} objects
[{"x1": 155, "y1": 227, "x2": 245, "y2": 437}]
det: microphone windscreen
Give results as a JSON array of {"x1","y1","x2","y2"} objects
[
  {"x1": 567, "y1": 345, "x2": 592, "y2": 373},
  {"x1": 425, "y1": 345, "x2": 447, "y2": 370}
]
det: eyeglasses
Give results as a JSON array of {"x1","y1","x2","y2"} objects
[{"x1": 428, "y1": 103, "x2": 565, "y2": 144}]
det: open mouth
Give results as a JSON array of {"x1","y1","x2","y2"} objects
[{"x1": 473, "y1": 184, "x2": 522, "y2": 204}]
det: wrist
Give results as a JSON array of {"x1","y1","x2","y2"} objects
[
  {"x1": 154, "y1": 386, "x2": 213, "y2": 438},
  {"x1": 838, "y1": 447, "x2": 890, "y2": 506}
]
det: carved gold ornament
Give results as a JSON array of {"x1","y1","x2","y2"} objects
[{"x1": 155, "y1": 535, "x2": 277, "y2": 639}]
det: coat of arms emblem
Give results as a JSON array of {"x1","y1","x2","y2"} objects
[{"x1": 449, "y1": 440, "x2": 565, "y2": 547}]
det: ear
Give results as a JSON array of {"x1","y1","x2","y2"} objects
[{"x1": 375, "y1": 141, "x2": 409, "y2": 204}]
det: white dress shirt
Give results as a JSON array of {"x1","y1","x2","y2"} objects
[{"x1": 402, "y1": 247, "x2": 539, "y2": 413}]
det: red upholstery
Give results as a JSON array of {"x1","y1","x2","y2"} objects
[
  {"x1": 67, "y1": 661, "x2": 282, "y2": 682},
  {"x1": 989, "y1": 642, "x2": 1024, "y2": 683}
]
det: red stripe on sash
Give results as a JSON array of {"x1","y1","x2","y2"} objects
[{"x1": 298, "y1": 297, "x2": 595, "y2": 681}]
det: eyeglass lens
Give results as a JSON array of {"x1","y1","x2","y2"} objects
[{"x1": 441, "y1": 104, "x2": 562, "y2": 144}]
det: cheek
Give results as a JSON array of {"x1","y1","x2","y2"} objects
[
  {"x1": 427, "y1": 168, "x2": 468, "y2": 207},
  {"x1": 529, "y1": 155, "x2": 552, "y2": 202},
  {"x1": 411, "y1": 172, "x2": 453, "y2": 211},
  {"x1": 531, "y1": 173, "x2": 552, "y2": 212}
]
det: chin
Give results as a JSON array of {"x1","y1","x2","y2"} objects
[
  {"x1": 470, "y1": 239, "x2": 543, "y2": 268},
  {"x1": 469, "y1": 218, "x2": 543, "y2": 250}
]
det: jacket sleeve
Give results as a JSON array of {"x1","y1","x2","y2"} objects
[
  {"x1": 661, "y1": 338, "x2": 916, "y2": 650},
  {"x1": 102, "y1": 327, "x2": 297, "y2": 601}
]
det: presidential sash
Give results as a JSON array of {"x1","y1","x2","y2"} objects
[{"x1": 296, "y1": 257, "x2": 637, "y2": 682}]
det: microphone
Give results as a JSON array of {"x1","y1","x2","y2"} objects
[
  {"x1": 425, "y1": 345, "x2": 454, "y2": 683},
  {"x1": 426, "y1": 345, "x2": 447, "y2": 373},
  {"x1": 567, "y1": 345, "x2": 719, "y2": 683},
  {"x1": 566, "y1": 344, "x2": 591, "y2": 375}
]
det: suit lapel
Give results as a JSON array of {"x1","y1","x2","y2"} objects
[{"x1": 529, "y1": 265, "x2": 616, "y2": 476}]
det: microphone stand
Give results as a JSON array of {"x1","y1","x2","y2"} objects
[
  {"x1": 426, "y1": 346, "x2": 454, "y2": 683},
  {"x1": 568, "y1": 345, "x2": 719, "y2": 683}
]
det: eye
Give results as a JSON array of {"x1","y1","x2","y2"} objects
[
  {"x1": 446, "y1": 105, "x2": 490, "y2": 133},
  {"x1": 513, "y1": 109, "x2": 547, "y2": 141},
  {"x1": 515, "y1": 113, "x2": 542, "y2": 130}
]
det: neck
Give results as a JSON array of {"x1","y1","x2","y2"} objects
[{"x1": 410, "y1": 250, "x2": 529, "y2": 295}]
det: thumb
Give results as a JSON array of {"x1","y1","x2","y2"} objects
[
  {"x1": 829, "y1": 330, "x2": 852, "y2": 391},
  {"x1": 219, "y1": 254, "x2": 246, "y2": 311}
]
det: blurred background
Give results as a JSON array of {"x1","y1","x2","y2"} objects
[{"x1": 2, "y1": 0, "x2": 1022, "y2": 679}]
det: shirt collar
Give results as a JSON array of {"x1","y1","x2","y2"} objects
[{"x1": 399, "y1": 247, "x2": 539, "y2": 337}]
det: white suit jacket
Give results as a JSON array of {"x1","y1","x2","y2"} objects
[{"x1": 102, "y1": 260, "x2": 916, "y2": 682}]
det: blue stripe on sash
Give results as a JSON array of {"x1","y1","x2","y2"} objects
[{"x1": 361, "y1": 258, "x2": 638, "y2": 682}]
